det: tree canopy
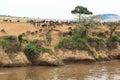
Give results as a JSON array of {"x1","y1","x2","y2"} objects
[{"x1": 71, "y1": 6, "x2": 93, "y2": 21}]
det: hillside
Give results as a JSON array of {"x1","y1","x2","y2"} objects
[
  {"x1": 0, "y1": 22, "x2": 73, "y2": 47},
  {"x1": 0, "y1": 22, "x2": 37, "y2": 36},
  {"x1": 93, "y1": 14, "x2": 120, "y2": 22}
]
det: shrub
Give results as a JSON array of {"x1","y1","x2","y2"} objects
[
  {"x1": 106, "y1": 35, "x2": 120, "y2": 49},
  {"x1": 97, "y1": 31, "x2": 106, "y2": 38},
  {"x1": 4, "y1": 35, "x2": 17, "y2": 41},
  {"x1": 24, "y1": 44, "x2": 40, "y2": 62},
  {"x1": 55, "y1": 37, "x2": 76, "y2": 50},
  {"x1": 110, "y1": 35, "x2": 120, "y2": 42},
  {"x1": 22, "y1": 39, "x2": 29, "y2": 43},
  {"x1": 87, "y1": 36, "x2": 106, "y2": 50},
  {"x1": 56, "y1": 36, "x2": 89, "y2": 50},
  {"x1": 0, "y1": 39, "x2": 21, "y2": 53},
  {"x1": 18, "y1": 34, "x2": 23, "y2": 44},
  {"x1": 30, "y1": 39, "x2": 53, "y2": 53},
  {"x1": 30, "y1": 39, "x2": 43, "y2": 48},
  {"x1": 55, "y1": 37, "x2": 67, "y2": 49},
  {"x1": 72, "y1": 30, "x2": 81, "y2": 40},
  {"x1": 56, "y1": 36, "x2": 95, "y2": 56}
]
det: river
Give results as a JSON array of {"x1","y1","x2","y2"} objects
[{"x1": 0, "y1": 60, "x2": 120, "y2": 80}]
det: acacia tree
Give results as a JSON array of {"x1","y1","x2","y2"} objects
[
  {"x1": 71, "y1": 6, "x2": 92, "y2": 22},
  {"x1": 105, "y1": 21, "x2": 120, "y2": 38}
]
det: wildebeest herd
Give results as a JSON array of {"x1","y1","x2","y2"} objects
[
  {"x1": 27, "y1": 19, "x2": 76, "y2": 28},
  {"x1": 20, "y1": 19, "x2": 76, "y2": 46}
]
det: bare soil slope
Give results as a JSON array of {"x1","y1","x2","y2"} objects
[
  {"x1": 0, "y1": 22, "x2": 37, "y2": 36},
  {"x1": 0, "y1": 22, "x2": 73, "y2": 47}
]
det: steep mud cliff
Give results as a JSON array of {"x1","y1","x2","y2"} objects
[
  {"x1": 0, "y1": 47, "x2": 120, "y2": 67},
  {"x1": 0, "y1": 48, "x2": 30, "y2": 67}
]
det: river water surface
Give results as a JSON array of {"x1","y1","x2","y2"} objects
[{"x1": 0, "y1": 60, "x2": 120, "y2": 80}]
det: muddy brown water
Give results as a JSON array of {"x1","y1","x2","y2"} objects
[{"x1": 0, "y1": 60, "x2": 120, "y2": 80}]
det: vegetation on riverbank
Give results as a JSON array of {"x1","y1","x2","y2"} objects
[{"x1": 0, "y1": 6, "x2": 120, "y2": 67}]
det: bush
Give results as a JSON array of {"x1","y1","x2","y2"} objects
[
  {"x1": 30, "y1": 39, "x2": 43, "y2": 48},
  {"x1": 110, "y1": 35, "x2": 120, "y2": 42},
  {"x1": 107, "y1": 35, "x2": 120, "y2": 49},
  {"x1": 18, "y1": 34, "x2": 23, "y2": 44},
  {"x1": 56, "y1": 36, "x2": 89, "y2": 50},
  {"x1": 87, "y1": 36, "x2": 106, "y2": 50},
  {"x1": 56, "y1": 37, "x2": 71, "y2": 49},
  {"x1": 56, "y1": 37, "x2": 77, "y2": 50},
  {"x1": 56, "y1": 36, "x2": 95, "y2": 56},
  {"x1": 107, "y1": 40, "x2": 118, "y2": 49},
  {"x1": 97, "y1": 31, "x2": 106, "y2": 38},
  {"x1": 24, "y1": 44, "x2": 40, "y2": 62},
  {"x1": 0, "y1": 39, "x2": 21, "y2": 53}
]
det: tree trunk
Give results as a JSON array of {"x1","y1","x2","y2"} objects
[
  {"x1": 110, "y1": 31, "x2": 113, "y2": 38},
  {"x1": 109, "y1": 26, "x2": 118, "y2": 38},
  {"x1": 78, "y1": 14, "x2": 81, "y2": 22}
]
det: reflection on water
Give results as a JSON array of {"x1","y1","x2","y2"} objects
[{"x1": 0, "y1": 60, "x2": 120, "y2": 80}]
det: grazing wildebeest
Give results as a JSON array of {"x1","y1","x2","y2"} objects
[
  {"x1": 3, "y1": 19, "x2": 9, "y2": 22},
  {"x1": 27, "y1": 20, "x2": 36, "y2": 26},
  {"x1": 36, "y1": 21, "x2": 41, "y2": 27},
  {"x1": 35, "y1": 30, "x2": 38, "y2": 34},
  {"x1": 1, "y1": 29, "x2": 6, "y2": 33},
  {"x1": 39, "y1": 29, "x2": 42, "y2": 33},
  {"x1": 31, "y1": 32, "x2": 35, "y2": 36},
  {"x1": 41, "y1": 23, "x2": 47, "y2": 28},
  {"x1": 62, "y1": 31, "x2": 72, "y2": 37},
  {"x1": 68, "y1": 27, "x2": 72, "y2": 31},
  {"x1": 17, "y1": 20, "x2": 20, "y2": 22},
  {"x1": 21, "y1": 33, "x2": 26, "y2": 37}
]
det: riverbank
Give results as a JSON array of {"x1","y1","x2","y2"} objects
[
  {"x1": 0, "y1": 21, "x2": 120, "y2": 67},
  {"x1": 0, "y1": 47, "x2": 120, "y2": 67}
]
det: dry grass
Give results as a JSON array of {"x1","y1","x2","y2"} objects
[
  {"x1": 0, "y1": 22, "x2": 73, "y2": 47},
  {"x1": 0, "y1": 22, "x2": 37, "y2": 36},
  {"x1": 93, "y1": 25, "x2": 109, "y2": 32}
]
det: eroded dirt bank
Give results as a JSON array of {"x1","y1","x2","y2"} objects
[{"x1": 0, "y1": 47, "x2": 120, "y2": 67}]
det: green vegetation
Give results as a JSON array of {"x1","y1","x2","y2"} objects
[
  {"x1": 30, "y1": 39, "x2": 53, "y2": 54},
  {"x1": 0, "y1": 36, "x2": 21, "y2": 53},
  {"x1": 106, "y1": 35, "x2": 120, "y2": 49},
  {"x1": 71, "y1": 6, "x2": 92, "y2": 21},
  {"x1": 18, "y1": 34, "x2": 23, "y2": 45},
  {"x1": 24, "y1": 39, "x2": 53, "y2": 63},
  {"x1": 56, "y1": 36, "x2": 96, "y2": 56},
  {"x1": 18, "y1": 34, "x2": 29, "y2": 44},
  {"x1": 56, "y1": 20, "x2": 120, "y2": 56},
  {"x1": 24, "y1": 44, "x2": 40, "y2": 62},
  {"x1": 56, "y1": 6, "x2": 120, "y2": 57},
  {"x1": 56, "y1": 18, "x2": 97, "y2": 56},
  {"x1": 87, "y1": 36, "x2": 106, "y2": 50},
  {"x1": 98, "y1": 31, "x2": 106, "y2": 38}
]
